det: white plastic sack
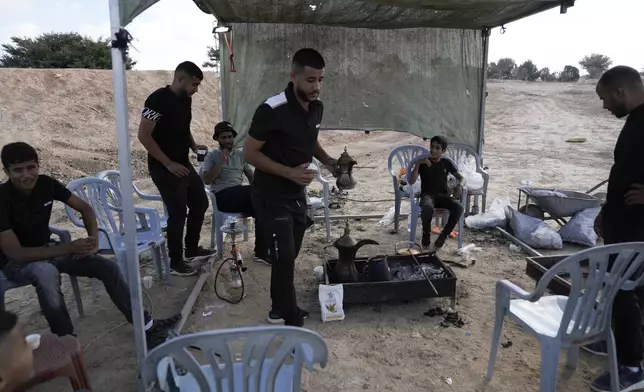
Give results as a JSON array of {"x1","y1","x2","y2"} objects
[
  {"x1": 510, "y1": 208, "x2": 563, "y2": 250},
  {"x1": 456, "y1": 154, "x2": 484, "y2": 190},
  {"x1": 558, "y1": 207, "x2": 601, "y2": 247},
  {"x1": 319, "y1": 284, "x2": 345, "y2": 322},
  {"x1": 401, "y1": 181, "x2": 421, "y2": 196},
  {"x1": 465, "y1": 196, "x2": 511, "y2": 229},
  {"x1": 378, "y1": 206, "x2": 396, "y2": 226}
]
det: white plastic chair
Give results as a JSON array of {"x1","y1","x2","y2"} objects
[
  {"x1": 405, "y1": 154, "x2": 467, "y2": 249},
  {"x1": 97, "y1": 170, "x2": 169, "y2": 231},
  {"x1": 65, "y1": 177, "x2": 171, "y2": 283},
  {"x1": 198, "y1": 166, "x2": 249, "y2": 258},
  {"x1": 443, "y1": 143, "x2": 489, "y2": 214},
  {"x1": 486, "y1": 243, "x2": 644, "y2": 392},
  {"x1": 306, "y1": 160, "x2": 331, "y2": 243},
  {"x1": 141, "y1": 326, "x2": 328, "y2": 392},
  {"x1": 387, "y1": 145, "x2": 430, "y2": 233}
]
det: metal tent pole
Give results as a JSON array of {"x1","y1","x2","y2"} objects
[
  {"x1": 219, "y1": 32, "x2": 228, "y2": 121},
  {"x1": 476, "y1": 28, "x2": 491, "y2": 159},
  {"x1": 108, "y1": 0, "x2": 148, "y2": 378}
]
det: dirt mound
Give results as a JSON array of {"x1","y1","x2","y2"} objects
[{"x1": 0, "y1": 68, "x2": 220, "y2": 182}]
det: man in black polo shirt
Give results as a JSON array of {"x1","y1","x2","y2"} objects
[
  {"x1": 244, "y1": 48, "x2": 339, "y2": 327},
  {"x1": 138, "y1": 61, "x2": 212, "y2": 276},
  {"x1": 0, "y1": 142, "x2": 178, "y2": 348},
  {"x1": 586, "y1": 66, "x2": 644, "y2": 392}
]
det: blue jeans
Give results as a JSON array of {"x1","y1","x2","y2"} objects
[{"x1": 3, "y1": 254, "x2": 150, "y2": 336}]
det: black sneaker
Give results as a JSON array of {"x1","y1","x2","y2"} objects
[
  {"x1": 153, "y1": 314, "x2": 181, "y2": 330},
  {"x1": 591, "y1": 365, "x2": 644, "y2": 392},
  {"x1": 421, "y1": 231, "x2": 431, "y2": 249},
  {"x1": 185, "y1": 246, "x2": 215, "y2": 259},
  {"x1": 254, "y1": 255, "x2": 273, "y2": 266},
  {"x1": 145, "y1": 315, "x2": 181, "y2": 350},
  {"x1": 170, "y1": 260, "x2": 197, "y2": 276},
  {"x1": 267, "y1": 308, "x2": 309, "y2": 324},
  {"x1": 434, "y1": 233, "x2": 447, "y2": 249},
  {"x1": 582, "y1": 341, "x2": 608, "y2": 357}
]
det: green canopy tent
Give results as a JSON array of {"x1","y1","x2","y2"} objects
[{"x1": 107, "y1": 0, "x2": 574, "y2": 388}]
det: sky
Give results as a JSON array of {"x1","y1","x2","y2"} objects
[{"x1": 0, "y1": 0, "x2": 642, "y2": 73}]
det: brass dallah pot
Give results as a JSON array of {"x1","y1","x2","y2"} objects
[{"x1": 335, "y1": 147, "x2": 357, "y2": 190}]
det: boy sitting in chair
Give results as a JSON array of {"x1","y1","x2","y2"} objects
[{"x1": 409, "y1": 136, "x2": 465, "y2": 249}]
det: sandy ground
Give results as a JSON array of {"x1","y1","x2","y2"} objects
[{"x1": 0, "y1": 70, "x2": 627, "y2": 391}]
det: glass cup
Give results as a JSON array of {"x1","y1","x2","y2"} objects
[{"x1": 197, "y1": 148, "x2": 208, "y2": 162}]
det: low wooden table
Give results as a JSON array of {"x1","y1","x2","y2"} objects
[{"x1": 17, "y1": 334, "x2": 91, "y2": 392}]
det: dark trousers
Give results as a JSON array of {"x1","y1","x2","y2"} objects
[
  {"x1": 419, "y1": 194, "x2": 464, "y2": 236},
  {"x1": 215, "y1": 185, "x2": 268, "y2": 257},
  {"x1": 252, "y1": 193, "x2": 307, "y2": 325},
  {"x1": 604, "y1": 218, "x2": 644, "y2": 366},
  {"x1": 150, "y1": 166, "x2": 208, "y2": 263},
  {"x1": 3, "y1": 255, "x2": 151, "y2": 336}
]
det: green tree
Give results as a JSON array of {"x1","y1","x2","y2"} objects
[
  {"x1": 516, "y1": 60, "x2": 540, "y2": 81},
  {"x1": 558, "y1": 65, "x2": 580, "y2": 82},
  {"x1": 487, "y1": 62, "x2": 501, "y2": 79},
  {"x1": 579, "y1": 53, "x2": 612, "y2": 79},
  {"x1": 539, "y1": 67, "x2": 556, "y2": 82},
  {"x1": 202, "y1": 45, "x2": 220, "y2": 70},
  {"x1": 496, "y1": 57, "x2": 517, "y2": 80},
  {"x1": 0, "y1": 32, "x2": 136, "y2": 69}
]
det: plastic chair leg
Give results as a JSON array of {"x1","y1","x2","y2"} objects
[
  {"x1": 408, "y1": 207, "x2": 419, "y2": 244},
  {"x1": 69, "y1": 276, "x2": 85, "y2": 318},
  {"x1": 160, "y1": 243, "x2": 171, "y2": 284},
  {"x1": 393, "y1": 193, "x2": 402, "y2": 232},
  {"x1": 151, "y1": 246, "x2": 163, "y2": 281},
  {"x1": 216, "y1": 229, "x2": 224, "y2": 261},
  {"x1": 485, "y1": 302, "x2": 506, "y2": 382},
  {"x1": 243, "y1": 218, "x2": 249, "y2": 242},
  {"x1": 210, "y1": 212, "x2": 216, "y2": 250},
  {"x1": 606, "y1": 330, "x2": 620, "y2": 392},
  {"x1": 565, "y1": 345, "x2": 579, "y2": 369},
  {"x1": 324, "y1": 205, "x2": 331, "y2": 243},
  {"x1": 538, "y1": 343, "x2": 560, "y2": 392},
  {"x1": 91, "y1": 279, "x2": 98, "y2": 303}
]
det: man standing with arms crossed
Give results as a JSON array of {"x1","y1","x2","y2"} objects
[
  {"x1": 244, "y1": 48, "x2": 339, "y2": 327},
  {"x1": 588, "y1": 65, "x2": 644, "y2": 392},
  {"x1": 138, "y1": 61, "x2": 212, "y2": 276}
]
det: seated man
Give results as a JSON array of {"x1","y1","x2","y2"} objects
[
  {"x1": 201, "y1": 122, "x2": 270, "y2": 264},
  {"x1": 409, "y1": 136, "x2": 465, "y2": 249},
  {"x1": 0, "y1": 142, "x2": 178, "y2": 348},
  {"x1": 0, "y1": 310, "x2": 34, "y2": 392}
]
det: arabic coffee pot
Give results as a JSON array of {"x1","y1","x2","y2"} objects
[
  {"x1": 332, "y1": 220, "x2": 379, "y2": 283},
  {"x1": 335, "y1": 147, "x2": 358, "y2": 190}
]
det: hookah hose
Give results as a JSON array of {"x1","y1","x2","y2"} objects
[{"x1": 214, "y1": 257, "x2": 245, "y2": 304}]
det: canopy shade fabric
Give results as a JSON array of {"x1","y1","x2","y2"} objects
[{"x1": 189, "y1": 0, "x2": 572, "y2": 30}]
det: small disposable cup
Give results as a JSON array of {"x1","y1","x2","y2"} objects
[
  {"x1": 142, "y1": 276, "x2": 153, "y2": 289},
  {"x1": 25, "y1": 334, "x2": 41, "y2": 350},
  {"x1": 313, "y1": 266, "x2": 325, "y2": 282}
]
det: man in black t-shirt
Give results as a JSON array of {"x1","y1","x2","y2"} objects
[
  {"x1": 138, "y1": 61, "x2": 212, "y2": 276},
  {"x1": 409, "y1": 136, "x2": 465, "y2": 250},
  {"x1": 0, "y1": 142, "x2": 177, "y2": 348},
  {"x1": 243, "y1": 48, "x2": 339, "y2": 327},
  {"x1": 586, "y1": 66, "x2": 644, "y2": 392}
]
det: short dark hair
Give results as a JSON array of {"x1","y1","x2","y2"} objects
[
  {"x1": 292, "y1": 48, "x2": 325, "y2": 72},
  {"x1": 1, "y1": 142, "x2": 39, "y2": 170},
  {"x1": 430, "y1": 136, "x2": 448, "y2": 150},
  {"x1": 0, "y1": 310, "x2": 18, "y2": 340},
  {"x1": 175, "y1": 61, "x2": 204, "y2": 80},
  {"x1": 598, "y1": 66, "x2": 643, "y2": 89}
]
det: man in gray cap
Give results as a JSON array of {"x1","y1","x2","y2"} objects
[{"x1": 201, "y1": 121, "x2": 270, "y2": 264}]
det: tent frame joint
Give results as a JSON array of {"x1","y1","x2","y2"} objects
[{"x1": 111, "y1": 28, "x2": 132, "y2": 51}]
